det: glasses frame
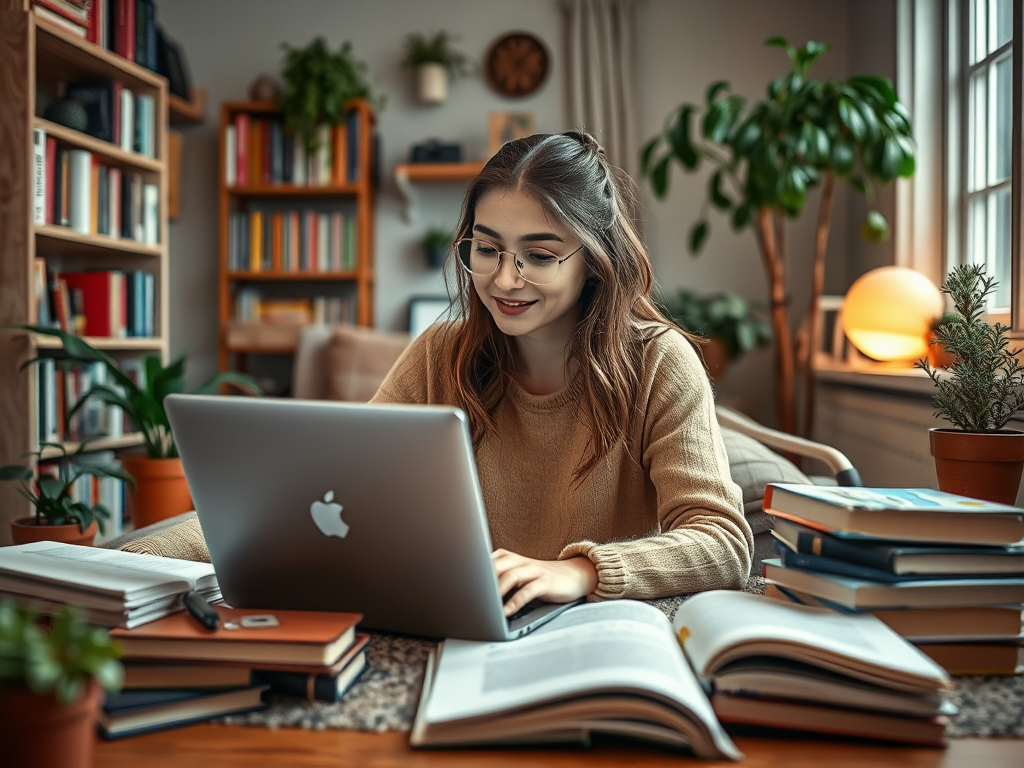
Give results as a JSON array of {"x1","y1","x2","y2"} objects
[{"x1": 453, "y1": 238, "x2": 585, "y2": 286}]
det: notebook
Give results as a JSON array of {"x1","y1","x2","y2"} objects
[{"x1": 164, "y1": 394, "x2": 577, "y2": 641}]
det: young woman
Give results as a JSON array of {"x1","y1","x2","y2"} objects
[{"x1": 372, "y1": 131, "x2": 752, "y2": 616}]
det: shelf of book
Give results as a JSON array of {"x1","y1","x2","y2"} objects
[
  {"x1": 35, "y1": 224, "x2": 164, "y2": 257},
  {"x1": 0, "y1": 8, "x2": 169, "y2": 545},
  {"x1": 217, "y1": 99, "x2": 377, "y2": 382}
]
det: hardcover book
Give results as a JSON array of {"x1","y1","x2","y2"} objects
[
  {"x1": 99, "y1": 685, "x2": 268, "y2": 739},
  {"x1": 764, "y1": 483, "x2": 1024, "y2": 545}
]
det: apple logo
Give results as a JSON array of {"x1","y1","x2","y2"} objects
[{"x1": 309, "y1": 490, "x2": 349, "y2": 538}]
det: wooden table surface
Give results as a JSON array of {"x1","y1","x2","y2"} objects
[{"x1": 93, "y1": 724, "x2": 1022, "y2": 768}]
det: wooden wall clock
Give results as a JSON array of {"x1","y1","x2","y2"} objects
[{"x1": 484, "y1": 32, "x2": 549, "y2": 98}]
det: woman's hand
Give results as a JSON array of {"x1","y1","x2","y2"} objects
[{"x1": 491, "y1": 549, "x2": 598, "y2": 617}]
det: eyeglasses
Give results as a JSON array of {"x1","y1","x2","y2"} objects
[{"x1": 454, "y1": 238, "x2": 584, "y2": 286}]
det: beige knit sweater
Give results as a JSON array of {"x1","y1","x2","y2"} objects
[{"x1": 370, "y1": 323, "x2": 753, "y2": 600}]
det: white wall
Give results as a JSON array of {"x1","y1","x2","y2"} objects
[{"x1": 160, "y1": 0, "x2": 898, "y2": 423}]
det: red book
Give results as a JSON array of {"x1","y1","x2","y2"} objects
[
  {"x1": 234, "y1": 113, "x2": 249, "y2": 187},
  {"x1": 86, "y1": 0, "x2": 103, "y2": 45},
  {"x1": 59, "y1": 271, "x2": 124, "y2": 338},
  {"x1": 45, "y1": 136, "x2": 57, "y2": 224},
  {"x1": 114, "y1": 0, "x2": 134, "y2": 61},
  {"x1": 34, "y1": 0, "x2": 88, "y2": 26},
  {"x1": 261, "y1": 119, "x2": 271, "y2": 185}
]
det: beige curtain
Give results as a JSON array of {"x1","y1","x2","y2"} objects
[{"x1": 562, "y1": 0, "x2": 641, "y2": 179}]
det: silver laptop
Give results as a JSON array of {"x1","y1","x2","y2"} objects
[{"x1": 164, "y1": 394, "x2": 577, "y2": 641}]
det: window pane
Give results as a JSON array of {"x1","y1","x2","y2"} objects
[
  {"x1": 989, "y1": 187, "x2": 1011, "y2": 310},
  {"x1": 993, "y1": 0, "x2": 1012, "y2": 50},
  {"x1": 970, "y1": 0, "x2": 984, "y2": 64},
  {"x1": 968, "y1": 195, "x2": 987, "y2": 271},
  {"x1": 969, "y1": 70, "x2": 988, "y2": 191},
  {"x1": 993, "y1": 55, "x2": 1012, "y2": 183}
]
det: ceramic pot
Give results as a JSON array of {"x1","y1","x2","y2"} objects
[
  {"x1": 929, "y1": 428, "x2": 1024, "y2": 505},
  {"x1": 10, "y1": 517, "x2": 97, "y2": 546},
  {"x1": 121, "y1": 454, "x2": 193, "y2": 529},
  {"x1": 0, "y1": 680, "x2": 101, "y2": 768},
  {"x1": 416, "y1": 63, "x2": 448, "y2": 105}
]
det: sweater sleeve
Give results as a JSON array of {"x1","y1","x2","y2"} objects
[{"x1": 558, "y1": 331, "x2": 753, "y2": 599}]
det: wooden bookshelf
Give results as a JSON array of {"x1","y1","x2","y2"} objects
[
  {"x1": 0, "y1": 9, "x2": 169, "y2": 544},
  {"x1": 217, "y1": 100, "x2": 377, "y2": 369},
  {"x1": 169, "y1": 87, "x2": 206, "y2": 125}
]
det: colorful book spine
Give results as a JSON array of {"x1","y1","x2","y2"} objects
[{"x1": 33, "y1": 128, "x2": 46, "y2": 224}]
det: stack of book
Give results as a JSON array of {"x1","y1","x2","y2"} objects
[
  {"x1": 106, "y1": 607, "x2": 368, "y2": 738},
  {"x1": 762, "y1": 484, "x2": 1024, "y2": 675}
]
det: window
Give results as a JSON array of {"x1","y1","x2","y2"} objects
[{"x1": 949, "y1": 0, "x2": 1020, "y2": 325}]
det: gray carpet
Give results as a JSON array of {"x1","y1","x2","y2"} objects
[{"x1": 223, "y1": 577, "x2": 1024, "y2": 738}]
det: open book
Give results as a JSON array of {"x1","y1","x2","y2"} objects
[
  {"x1": 0, "y1": 541, "x2": 219, "y2": 628},
  {"x1": 412, "y1": 592, "x2": 952, "y2": 754}
]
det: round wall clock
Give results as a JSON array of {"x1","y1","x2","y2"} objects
[{"x1": 484, "y1": 32, "x2": 550, "y2": 98}]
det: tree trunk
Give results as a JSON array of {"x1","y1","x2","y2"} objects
[
  {"x1": 800, "y1": 174, "x2": 835, "y2": 439},
  {"x1": 755, "y1": 207, "x2": 796, "y2": 434}
]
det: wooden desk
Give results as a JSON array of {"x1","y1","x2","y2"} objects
[{"x1": 93, "y1": 724, "x2": 1020, "y2": 767}]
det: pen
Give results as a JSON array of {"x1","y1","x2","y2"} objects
[{"x1": 184, "y1": 590, "x2": 220, "y2": 632}]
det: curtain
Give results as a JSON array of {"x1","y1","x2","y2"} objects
[{"x1": 562, "y1": 0, "x2": 641, "y2": 179}]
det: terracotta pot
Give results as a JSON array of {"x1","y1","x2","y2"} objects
[
  {"x1": 0, "y1": 679, "x2": 101, "y2": 768},
  {"x1": 927, "y1": 331, "x2": 957, "y2": 369},
  {"x1": 929, "y1": 428, "x2": 1024, "y2": 505},
  {"x1": 120, "y1": 454, "x2": 194, "y2": 530},
  {"x1": 701, "y1": 338, "x2": 730, "y2": 381},
  {"x1": 416, "y1": 62, "x2": 448, "y2": 104},
  {"x1": 10, "y1": 517, "x2": 97, "y2": 546}
]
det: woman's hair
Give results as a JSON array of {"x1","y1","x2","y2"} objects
[{"x1": 439, "y1": 131, "x2": 683, "y2": 481}]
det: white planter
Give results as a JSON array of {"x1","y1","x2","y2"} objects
[{"x1": 417, "y1": 63, "x2": 448, "y2": 105}]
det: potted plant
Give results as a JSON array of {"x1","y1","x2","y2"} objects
[
  {"x1": 0, "y1": 442, "x2": 135, "y2": 546},
  {"x1": 422, "y1": 226, "x2": 453, "y2": 269},
  {"x1": 927, "y1": 311, "x2": 960, "y2": 369},
  {"x1": 401, "y1": 31, "x2": 474, "y2": 105},
  {"x1": 915, "y1": 264, "x2": 1024, "y2": 504},
  {"x1": 0, "y1": 599, "x2": 123, "y2": 768},
  {"x1": 19, "y1": 326, "x2": 261, "y2": 529},
  {"x1": 660, "y1": 290, "x2": 771, "y2": 379},
  {"x1": 642, "y1": 37, "x2": 915, "y2": 436},
  {"x1": 279, "y1": 36, "x2": 382, "y2": 155}
]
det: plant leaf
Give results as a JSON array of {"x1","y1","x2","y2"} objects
[
  {"x1": 640, "y1": 137, "x2": 661, "y2": 176},
  {"x1": 860, "y1": 210, "x2": 891, "y2": 243},
  {"x1": 709, "y1": 170, "x2": 732, "y2": 210},
  {"x1": 689, "y1": 220, "x2": 709, "y2": 254},
  {"x1": 668, "y1": 105, "x2": 700, "y2": 169},
  {"x1": 650, "y1": 155, "x2": 671, "y2": 198}
]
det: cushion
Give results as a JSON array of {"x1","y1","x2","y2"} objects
[
  {"x1": 104, "y1": 511, "x2": 210, "y2": 562},
  {"x1": 720, "y1": 426, "x2": 812, "y2": 567},
  {"x1": 325, "y1": 326, "x2": 412, "y2": 402}
]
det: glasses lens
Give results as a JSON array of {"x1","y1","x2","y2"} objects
[
  {"x1": 457, "y1": 239, "x2": 501, "y2": 276},
  {"x1": 515, "y1": 249, "x2": 560, "y2": 285}
]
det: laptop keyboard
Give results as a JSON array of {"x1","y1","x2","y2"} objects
[{"x1": 507, "y1": 598, "x2": 546, "y2": 624}]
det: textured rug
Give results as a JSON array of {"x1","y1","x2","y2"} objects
[{"x1": 223, "y1": 577, "x2": 1024, "y2": 738}]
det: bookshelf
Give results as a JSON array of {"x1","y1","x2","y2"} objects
[
  {"x1": 217, "y1": 100, "x2": 377, "y2": 376},
  {"x1": 0, "y1": 10, "x2": 169, "y2": 544}
]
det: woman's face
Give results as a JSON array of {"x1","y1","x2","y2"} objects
[{"x1": 469, "y1": 188, "x2": 588, "y2": 344}]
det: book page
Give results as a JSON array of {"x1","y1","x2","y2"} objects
[
  {"x1": 421, "y1": 601, "x2": 736, "y2": 757},
  {"x1": 0, "y1": 541, "x2": 216, "y2": 597},
  {"x1": 674, "y1": 591, "x2": 948, "y2": 690}
]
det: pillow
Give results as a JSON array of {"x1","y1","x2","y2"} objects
[
  {"x1": 325, "y1": 326, "x2": 412, "y2": 402},
  {"x1": 720, "y1": 426, "x2": 812, "y2": 536}
]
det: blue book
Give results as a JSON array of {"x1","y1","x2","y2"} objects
[
  {"x1": 763, "y1": 557, "x2": 1024, "y2": 609},
  {"x1": 99, "y1": 685, "x2": 268, "y2": 739},
  {"x1": 255, "y1": 640, "x2": 367, "y2": 703},
  {"x1": 764, "y1": 483, "x2": 1024, "y2": 545},
  {"x1": 346, "y1": 108, "x2": 359, "y2": 183},
  {"x1": 773, "y1": 518, "x2": 1024, "y2": 576}
]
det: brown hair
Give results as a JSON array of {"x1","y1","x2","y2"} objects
[{"x1": 439, "y1": 131, "x2": 687, "y2": 481}]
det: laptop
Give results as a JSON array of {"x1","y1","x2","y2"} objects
[{"x1": 164, "y1": 394, "x2": 577, "y2": 641}]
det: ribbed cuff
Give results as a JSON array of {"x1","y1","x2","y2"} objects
[{"x1": 558, "y1": 541, "x2": 627, "y2": 600}]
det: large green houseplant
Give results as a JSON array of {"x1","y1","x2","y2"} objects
[
  {"x1": 401, "y1": 31, "x2": 473, "y2": 104},
  {"x1": 0, "y1": 442, "x2": 135, "y2": 546},
  {"x1": 0, "y1": 599, "x2": 122, "y2": 768},
  {"x1": 20, "y1": 326, "x2": 261, "y2": 529},
  {"x1": 642, "y1": 37, "x2": 915, "y2": 435},
  {"x1": 279, "y1": 36, "x2": 381, "y2": 154},
  {"x1": 915, "y1": 264, "x2": 1024, "y2": 504}
]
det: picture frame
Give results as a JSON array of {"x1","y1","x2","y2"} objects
[
  {"x1": 488, "y1": 112, "x2": 535, "y2": 155},
  {"x1": 408, "y1": 296, "x2": 454, "y2": 339}
]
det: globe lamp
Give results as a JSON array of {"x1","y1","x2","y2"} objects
[{"x1": 841, "y1": 266, "x2": 943, "y2": 362}]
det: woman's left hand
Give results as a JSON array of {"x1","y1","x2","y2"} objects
[{"x1": 491, "y1": 549, "x2": 598, "y2": 617}]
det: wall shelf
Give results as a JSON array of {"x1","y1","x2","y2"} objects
[
  {"x1": 169, "y1": 87, "x2": 206, "y2": 125},
  {"x1": 394, "y1": 161, "x2": 485, "y2": 223}
]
